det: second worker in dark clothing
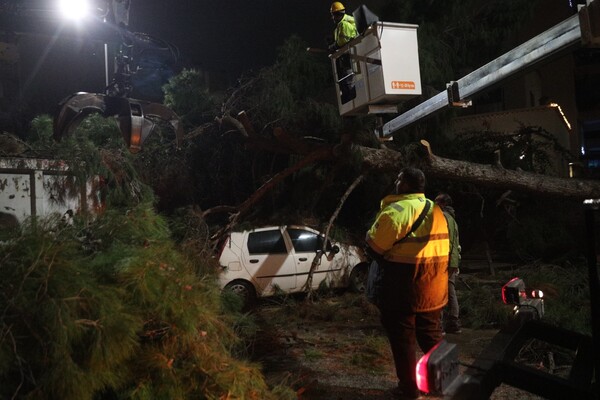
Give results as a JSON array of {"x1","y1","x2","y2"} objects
[{"x1": 435, "y1": 193, "x2": 462, "y2": 334}]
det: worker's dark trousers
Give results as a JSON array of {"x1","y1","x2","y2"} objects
[
  {"x1": 335, "y1": 55, "x2": 355, "y2": 104},
  {"x1": 380, "y1": 308, "x2": 443, "y2": 394},
  {"x1": 379, "y1": 265, "x2": 442, "y2": 395},
  {"x1": 444, "y1": 268, "x2": 460, "y2": 330}
]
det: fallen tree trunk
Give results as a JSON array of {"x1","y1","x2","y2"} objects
[
  {"x1": 358, "y1": 140, "x2": 600, "y2": 200},
  {"x1": 205, "y1": 121, "x2": 600, "y2": 230}
]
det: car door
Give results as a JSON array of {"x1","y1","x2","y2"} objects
[
  {"x1": 243, "y1": 228, "x2": 298, "y2": 295},
  {"x1": 287, "y1": 227, "x2": 333, "y2": 289}
]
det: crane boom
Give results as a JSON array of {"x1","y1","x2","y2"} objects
[{"x1": 380, "y1": 0, "x2": 599, "y2": 138}]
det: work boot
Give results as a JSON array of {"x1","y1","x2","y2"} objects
[{"x1": 444, "y1": 322, "x2": 462, "y2": 334}]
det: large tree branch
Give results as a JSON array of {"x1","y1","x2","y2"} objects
[
  {"x1": 206, "y1": 146, "x2": 334, "y2": 241},
  {"x1": 358, "y1": 140, "x2": 600, "y2": 199},
  {"x1": 302, "y1": 173, "x2": 366, "y2": 296}
]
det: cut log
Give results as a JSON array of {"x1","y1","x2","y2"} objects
[{"x1": 358, "y1": 140, "x2": 600, "y2": 200}]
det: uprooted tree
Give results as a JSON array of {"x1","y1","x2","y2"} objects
[
  {"x1": 202, "y1": 117, "x2": 600, "y2": 231},
  {"x1": 151, "y1": 5, "x2": 598, "y2": 285},
  {"x1": 193, "y1": 113, "x2": 599, "y2": 292}
]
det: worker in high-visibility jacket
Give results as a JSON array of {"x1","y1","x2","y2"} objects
[
  {"x1": 365, "y1": 167, "x2": 449, "y2": 400},
  {"x1": 329, "y1": 2, "x2": 357, "y2": 104},
  {"x1": 330, "y1": 2, "x2": 357, "y2": 49}
]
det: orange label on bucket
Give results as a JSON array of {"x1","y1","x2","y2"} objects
[{"x1": 391, "y1": 81, "x2": 416, "y2": 90}]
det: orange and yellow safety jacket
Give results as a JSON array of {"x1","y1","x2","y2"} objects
[
  {"x1": 366, "y1": 193, "x2": 450, "y2": 311},
  {"x1": 367, "y1": 193, "x2": 449, "y2": 263}
]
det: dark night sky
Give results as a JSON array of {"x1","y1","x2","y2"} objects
[
  {"x1": 11, "y1": 0, "x2": 583, "y2": 117},
  {"x1": 16, "y1": 0, "x2": 361, "y2": 115},
  {"x1": 130, "y1": 1, "x2": 336, "y2": 75}
]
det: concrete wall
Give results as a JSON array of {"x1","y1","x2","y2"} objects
[{"x1": 0, "y1": 157, "x2": 102, "y2": 225}]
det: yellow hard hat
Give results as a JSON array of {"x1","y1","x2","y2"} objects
[{"x1": 330, "y1": 2, "x2": 345, "y2": 13}]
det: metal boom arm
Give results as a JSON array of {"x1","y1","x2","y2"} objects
[{"x1": 381, "y1": 1, "x2": 599, "y2": 138}]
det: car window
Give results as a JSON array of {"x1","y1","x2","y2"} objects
[
  {"x1": 288, "y1": 228, "x2": 332, "y2": 252},
  {"x1": 247, "y1": 230, "x2": 287, "y2": 254}
]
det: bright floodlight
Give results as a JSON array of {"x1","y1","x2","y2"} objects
[{"x1": 59, "y1": 0, "x2": 91, "y2": 20}]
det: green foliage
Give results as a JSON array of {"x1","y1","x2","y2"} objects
[
  {"x1": 460, "y1": 284, "x2": 514, "y2": 329},
  {"x1": 163, "y1": 69, "x2": 218, "y2": 130},
  {"x1": 28, "y1": 114, "x2": 56, "y2": 147},
  {"x1": 28, "y1": 113, "x2": 116, "y2": 159},
  {"x1": 148, "y1": 35, "x2": 380, "y2": 229},
  {"x1": 0, "y1": 204, "x2": 283, "y2": 399},
  {"x1": 9, "y1": 3, "x2": 580, "y2": 394},
  {"x1": 26, "y1": 113, "x2": 154, "y2": 209},
  {"x1": 507, "y1": 263, "x2": 592, "y2": 334},
  {"x1": 226, "y1": 35, "x2": 345, "y2": 139},
  {"x1": 349, "y1": 334, "x2": 390, "y2": 372},
  {"x1": 2, "y1": 114, "x2": 287, "y2": 399},
  {"x1": 0, "y1": 219, "x2": 140, "y2": 400},
  {"x1": 304, "y1": 348, "x2": 324, "y2": 361},
  {"x1": 460, "y1": 262, "x2": 592, "y2": 335}
]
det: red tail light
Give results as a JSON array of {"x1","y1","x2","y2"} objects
[
  {"x1": 502, "y1": 277, "x2": 545, "y2": 319},
  {"x1": 502, "y1": 277, "x2": 526, "y2": 305},
  {"x1": 416, "y1": 339, "x2": 459, "y2": 395},
  {"x1": 416, "y1": 343, "x2": 435, "y2": 393}
]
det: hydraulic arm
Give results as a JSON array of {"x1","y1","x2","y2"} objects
[
  {"x1": 379, "y1": 0, "x2": 599, "y2": 138},
  {"x1": 0, "y1": 0, "x2": 184, "y2": 152}
]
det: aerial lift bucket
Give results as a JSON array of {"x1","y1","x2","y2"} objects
[{"x1": 330, "y1": 18, "x2": 422, "y2": 117}]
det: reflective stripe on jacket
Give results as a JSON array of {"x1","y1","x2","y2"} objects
[
  {"x1": 334, "y1": 14, "x2": 358, "y2": 47},
  {"x1": 366, "y1": 194, "x2": 449, "y2": 264},
  {"x1": 366, "y1": 193, "x2": 450, "y2": 312}
]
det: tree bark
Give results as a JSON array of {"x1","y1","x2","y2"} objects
[
  {"x1": 358, "y1": 140, "x2": 600, "y2": 200},
  {"x1": 303, "y1": 173, "x2": 366, "y2": 297},
  {"x1": 210, "y1": 117, "x2": 600, "y2": 232}
]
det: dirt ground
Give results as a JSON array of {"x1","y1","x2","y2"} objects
[{"x1": 249, "y1": 291, "x2": 547, "y2": 400}]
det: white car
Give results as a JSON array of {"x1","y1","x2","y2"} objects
[{"x1": 218, "y1": 225, "x2": 369, "y2": 305}]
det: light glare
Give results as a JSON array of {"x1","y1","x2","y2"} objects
[{"x1": 59, "y1": 0, "x2": 91, "y2": 20}]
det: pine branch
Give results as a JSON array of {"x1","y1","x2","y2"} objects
[{"x1": 303, "y1": 173, "x2": 366, "y2": 297}]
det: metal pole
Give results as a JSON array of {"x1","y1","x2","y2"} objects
[
  {"x1": 103, "y1": 16, "x2": 109, "y2": 88},
  {"x1": 583, "y1": 198, "x2": 600, "y2": 386},
  {"x1": 104, "y1": 42, "x2": 109, "y2": 88}
]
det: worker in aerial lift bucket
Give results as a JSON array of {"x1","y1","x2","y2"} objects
[{"x1": 329, "y1": 2, "x2": 358, "y2": 104}]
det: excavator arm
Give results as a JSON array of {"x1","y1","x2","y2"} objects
[{"x1": 1, "y1": 0, "x2": 184, "y2": 152}]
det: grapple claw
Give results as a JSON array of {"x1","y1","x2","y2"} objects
[{"x1": 53, "y1": 92, "x2": 184, "y2": 153}]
